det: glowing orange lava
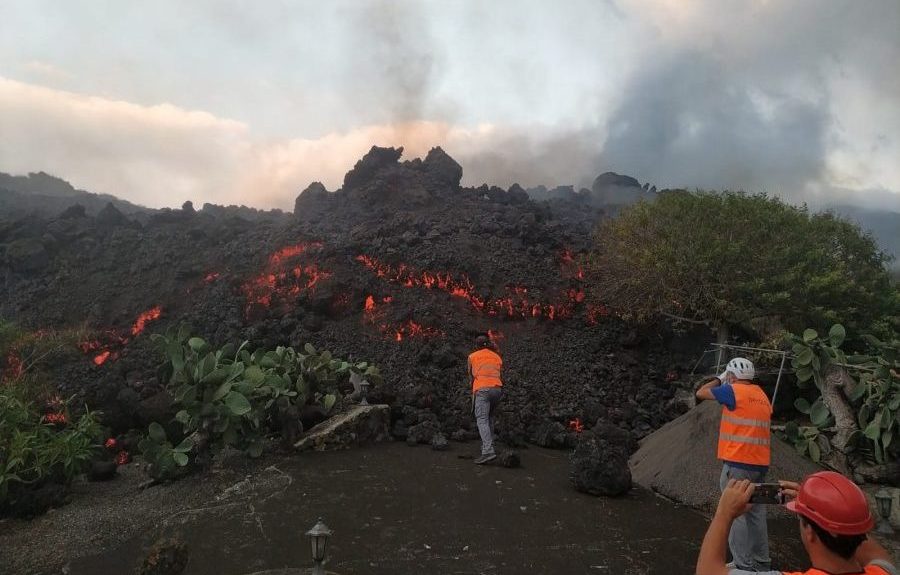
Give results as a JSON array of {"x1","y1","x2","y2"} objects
[
  {"x1": 243, "y1": 243, "x2": 331, "y2": 316},
  {"x1": 131, "y1": 306, "x2": 162, "y2": 336},
  {"x1": 568, "y1": 418, "x2": 585, "y2": 433},
  {"x1": 355, "y1": 254, "x2": 582, "y2": 320}
]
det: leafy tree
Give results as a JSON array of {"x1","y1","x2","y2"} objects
[{"x1": 586, "y1": 191, "x2": 898, "y2": 339}]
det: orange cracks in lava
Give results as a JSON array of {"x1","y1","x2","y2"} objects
[
  {"x1": 363, "y1": 294, "x2": 443, "y2": 342},
  {"x1": 131, "y1": 306, "x2": 162, "y2": 336},
  {"x1": 392, "y1": 320, "x2": 443, "y2": 342},
  {"x1": 78, "y1": 306, "x2": 163, "y2": 367},
  {"x1": 568, "y1": 418, "x2": 585, "y2": 433},
  {"x1": 356, "y1": 254, "x2": 585, "y2": 321},
  {"x1": 242, "y1": 242, "x2": 331, "y2": 316}
]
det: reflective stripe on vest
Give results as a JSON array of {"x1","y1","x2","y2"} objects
[
  {"x1": 717, "y1": 382, "x2": 772, "y2": 466},
  {"x1": 469, "y1": 348, "x2": 503, "y2": 392},
  {"x1": 720, "y1": 433, "x2": 770, "y2": 446}
]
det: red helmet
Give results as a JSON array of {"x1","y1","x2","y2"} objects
[{"x1": 785, "y1": 471, "x2": 874, "y2": 535}]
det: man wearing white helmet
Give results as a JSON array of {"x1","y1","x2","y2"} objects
[{"x1": 697, "y1": 357, "x2": 773, "y2": 571}]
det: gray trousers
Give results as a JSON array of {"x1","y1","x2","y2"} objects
[
  {"x1": 720, "y1": 463, "x2": 770, "y2": 571},
  {"x1": 474, "y1": 387, "x2": 502, "y2": 455}
]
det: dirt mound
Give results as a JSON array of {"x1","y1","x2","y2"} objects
[{"x1": 629, "y1": 401, "x2": 823, "y2": 511}]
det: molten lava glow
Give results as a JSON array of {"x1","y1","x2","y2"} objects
[
  {"x1": 77, "y1": 307, "x2": 161, "y2": 367},
  {"x1": 93, "y1": 351, "x2": 112, "y2": 366},
  {"x1": 363, "y1": 293, "x2": 443, "y2": 342},
  {"x1": 45, "y1": 412, "x2": 67, "y2": 425},
  {"x1": 243, "y1": 243, "x2": 331, "y2": 315},
  {"x1": 267, "y1": 242, "x2": 323, "y2": 267},
  {"x1": 355, "y1": 254, "x2": 584, "y2": 320},
  {"x1": 105, "y1": 438, "x2": 117, "y2": 449},
  {"x1": 561, "y1": 248, "x2": 585, "y2": 280},
  {"x1": 568, "y1": 418, "x2": 585, "y2": 433},
  {"x1": 392, "y1": 320, "x2": 443, "y2": 342},
  {"x1": 203, "y1": 272, "x2": 220, "y2": 283},
  {"x1": 116, "y1": 450, "x2": 130, "y2": 465},
  {"x1": 131, "y1": 306, "x2": 162, "y2": 336},
  {"x1": 586, "y1": 304, "x2": 611, "y2": 325}
]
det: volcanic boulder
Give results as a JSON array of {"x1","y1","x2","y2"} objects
[
  {"x1": 570, "y1": 424, "x2": 635, "y2": 497},
  {"x1": 421, "y1": 147, "x2": 463, "y2": 188},
  {"x1": 343, "y1": 146, "x2": 404, "y2": 190}
]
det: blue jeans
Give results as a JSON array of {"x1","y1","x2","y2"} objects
[
  {"x1": 473, "y1": 387, "x2": 502, "y2": 455},
  {"x1": 720, "y1": 463, "x2": 771, "y2": 571}
]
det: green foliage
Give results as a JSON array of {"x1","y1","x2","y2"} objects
[
  {"x1": 781, "y1": 421, "x2": 824, "y2": 463},
  {"x1": 137, "y1": 423, "x2": 192, "y2": 481},
  {"x1": 587, "y1": 191, "x2": 898, "y2": 335},
  {"x1": 788, "y1": 324, "x2": 900, "y2": 463},
  {"x1": 145, "y1": 324, "x2": 381, "y2": 479},
  {"x1": 0, "y1": 382, "x2": 102, "y2": 512}
]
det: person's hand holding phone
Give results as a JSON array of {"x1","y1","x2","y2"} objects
[{"x1": 777, "y1": 480, "x2": 800, "y2": 501}]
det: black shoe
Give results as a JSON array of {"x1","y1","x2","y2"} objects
[{"x1": 474, "y1": 453, "x2": 497, "y2": 465}]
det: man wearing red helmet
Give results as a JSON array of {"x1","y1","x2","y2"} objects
[{"x1": 697, "y1": 471, "x2": 896, "y2": 575}]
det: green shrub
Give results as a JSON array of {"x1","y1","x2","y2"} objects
[
  {"x1": 0, "y1": 382, "x2": 102, "y2": 516},
  {"x1": 145, "y1": 325, "x2": 381, "y2": 479},
  {"x1": 784, "y1": 324, "x2": 900, "y2": 463}
]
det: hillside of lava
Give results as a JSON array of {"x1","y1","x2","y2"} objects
[{"x1": 0, "y1": 146, "x2": 703, "y2": 447}]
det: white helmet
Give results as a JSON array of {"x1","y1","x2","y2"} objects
[{"x1": 719, "y1": 357, "x2": 755, "y2": 381}]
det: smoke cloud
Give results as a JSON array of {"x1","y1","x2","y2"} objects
[{"x1": 0, "y1": 0, "x2": 897, "y2": 211}]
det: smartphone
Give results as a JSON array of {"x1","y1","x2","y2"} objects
[{"x1": 750, "y1": 483, "x2": 784, "y2": 505}]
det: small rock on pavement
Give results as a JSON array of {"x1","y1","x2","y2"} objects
[
  {"x1": 431, "y1": 433, "x2": 449, "y2": 451},
  {"x1": 498, "y1": 451, "x2": 521, "y2": 468}
]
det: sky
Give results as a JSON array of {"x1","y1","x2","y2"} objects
[{"x1": 0, "y1": 0, "x2": 898, "y2": 212}]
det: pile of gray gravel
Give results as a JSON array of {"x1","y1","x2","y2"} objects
[{"x1": 629, "y1": 401, "x2": 822, "y2": 512}]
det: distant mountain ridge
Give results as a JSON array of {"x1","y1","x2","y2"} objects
[
  {"x1": 1, "y1": 170, "x2": 897, "y2": 268},
  {"x1": 0, "y1": 172, "x2": 152, "y2": 217}
]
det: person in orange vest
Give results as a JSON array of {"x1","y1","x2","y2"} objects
[
  {"x1": 696, "y1": 471, "x2": 896, "y2": 575},
  {"x1": 696, "y1": 357, "x2": 773, "y2": 571},
  {"x1": 468, "y1": 335, "x2": 503, "y2": 465}
]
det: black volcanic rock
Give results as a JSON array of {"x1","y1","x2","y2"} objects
[
  {"x1": 591, "y1": 172, "x2": 641, "y2": 190},
  {"x1": 293, "y1": 182, "x2": 329, "y2": 218},
  {"x1": 96, "y1": 202, "x2": 129, "y2": 227},
  {"x1": 422, "y1": 147, "x2": 462, "y2": 188},
  {"x1": 343, "y1": 146, "x2": 404, "y2": 190},
  {"x1": 4, "y1": 237, "x2": 49, "y2": 273},
  {"x1": 60, "y1": 204, "x2": 87, "y2": 219},
  {"x1": 570, "y1": 424, "x2": 635, "y2": 497}
]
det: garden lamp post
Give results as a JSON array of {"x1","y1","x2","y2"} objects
[
  {"x1": 359, "y1": 379, "x2": 370, "y2": 406},
  {"x1": 874, "y1": 489, "x2": 894, "y2": 535},
  {"x1": 306, "y1": 518, "x2": 332, "y2": 575}
]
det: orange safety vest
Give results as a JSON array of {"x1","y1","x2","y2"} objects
[
  {"x1": 782, "y1": 565, "x2": 892, "y2": 575},
  {"x1": 468, "y1": 348, "x2": 503, "y2": 392},
  {"x1": 717, "y1": 382, "x2": 772, "y2": 466}
]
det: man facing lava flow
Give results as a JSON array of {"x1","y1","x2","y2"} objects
[
  {"x1": 468, "y1": 335, "x2": 503, "y2": 465},
  {"x1": 696, "y1": 357, "x2": 773, "y2": 571}
]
